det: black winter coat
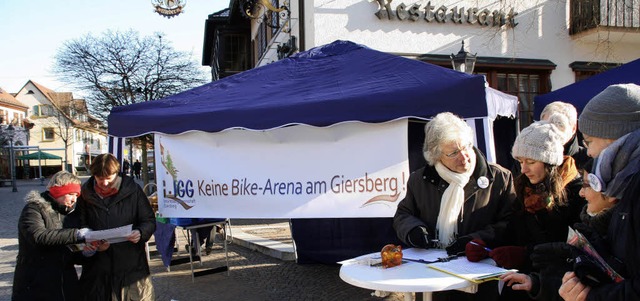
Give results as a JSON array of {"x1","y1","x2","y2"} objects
[
  {"x1": 587, "y1": 171, "x2": 640, "y2": 300},
  {"x1": 500, "y1": 173, "x2": 584, "y2": 301},
  {"x1": 12, "y1": 191, "x2": 82, "y2": 301},
  {"x1": 393, "y1": 149, "x2": 516, "y2": 301},
  {"x1": 504, "y1": 175, "x2": 585, "y2": 253},
  {"x1": 77, "y1": 176, "x2": 156, "y2": 301},
  {"x1": 393, "y1": 148, "x2": 517, "y2": 246}
]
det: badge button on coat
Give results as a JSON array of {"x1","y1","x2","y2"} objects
[{"x1": 477, "y1": 176, "x2": 489, "y2": 189}]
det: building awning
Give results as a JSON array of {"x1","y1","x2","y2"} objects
[{"x1": 18, "y1": 151, "x2": 62, "y2": 160}]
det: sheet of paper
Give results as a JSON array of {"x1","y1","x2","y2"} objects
[
  {"x1": 428, "y1": 258, "x2": 514, "y2": 283},
  {"x1": 338, "y1": 253, "x2": 382, "y2": 265},
  {"x1": 401, "y1": 248, "x2": 447, "y2": 262},
  {"x1": 84, "y1": 224, "x2": 133, "y2": 244}
]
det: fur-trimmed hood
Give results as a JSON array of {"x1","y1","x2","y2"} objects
[
  {"x1": 25, "y1": 190, "x2": 56, "y2": 215},
  {"x1": 25, "y1": 190, "x2": 75, "y2": 216}
]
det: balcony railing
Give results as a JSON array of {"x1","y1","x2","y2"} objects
[{"x1": 570, "y1": 0, "x2": 640, "y2": 35}]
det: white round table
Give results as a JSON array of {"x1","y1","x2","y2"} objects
[{"x1": 339, "y1": 249, "x2": 476, "y2": 301}]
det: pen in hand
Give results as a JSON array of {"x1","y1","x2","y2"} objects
[{"x1": 469, "y1": 241, "x2": 492, "y2": 252}]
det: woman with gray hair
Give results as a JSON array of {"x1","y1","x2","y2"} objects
[
  {"x1": 540, "y1": 101, "x2": 589, "y2": 169},
  {"x1": 393, "y1": 112, "x2": 516, "y2": 301},
  {"x1": 12, "y1": 171, "x2": 91, "y2": 301}
]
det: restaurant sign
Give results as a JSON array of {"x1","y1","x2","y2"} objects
[{"x1": 373, "y1": 0, "x2": 518, "y2": 28}]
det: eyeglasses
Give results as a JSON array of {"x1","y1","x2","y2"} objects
[{"x1": 444, "y1": 143, "x2": 472, "y2": 158}]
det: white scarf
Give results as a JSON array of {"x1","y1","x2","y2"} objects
[{"x1": 435, "y1": 153, "x2": 475, "y2": 247}]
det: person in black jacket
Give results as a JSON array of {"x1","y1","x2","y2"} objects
[
  {"x1": 393, "y1": 112, "x2": 517, "y2": 301},
  {"x1": 558, "y1": 83, "x2": 640, "y2": 300},
  {"x1": 78, "y1": 153, "x2": 156, "y2": 301},
  {"x1": 132, "y1": 159, "x2": 142, "y2": 179},
  {"x1": 12, "y1": 171, "x2": 88, "y2": 301},
  {"x1": 467, "y1": 114, "x2": 585, "y2": 301}
]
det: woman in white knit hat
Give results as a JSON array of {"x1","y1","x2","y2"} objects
[
  {"x1": 466, "y1": 113, "x2": 585, "y2": 301},
  {"x1": 559, "y1": 83, "x2": 640, "y2": 301}
]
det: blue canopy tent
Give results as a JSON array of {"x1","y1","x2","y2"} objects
[
  {"x1": 534, "y1": 58, "x2": 640, "y2": 118},
  {"x1": 108, "y1": 40, "x2": 516, "y2": 263}
]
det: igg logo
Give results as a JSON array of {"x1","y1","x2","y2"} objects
[{"x1": 174, "y1": 180, "x2": 194, "y2": 198}]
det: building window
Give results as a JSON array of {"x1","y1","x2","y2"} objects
[
  {"x1": 415, "y1": 55, "x2": 554, "y2": 129},
  {"x1": 222, "y1": 34, "x2": 249, "y2": 72},
  {"x1": 12, "y1": 112, "x2": 21, "y2": 125},
  {"x1": 270, "y1": 0, "x2": 279, "y2": 35},
  {"x1": 43, "y1": 128, "x2": 55, "y2": 141},
  {"x1": 33, "y1": 104, "x2": 54, "y2": 117},
  {"x1": 255, "y1": 22, "x2": 268, "y2": 62},
  {"x1": 495, "y1": 73, "x2": 540, "y2": 129},
  {"x1": 478, "y1": 68, "x2": 551, "y2": 129},
  {"x1": 570, "y1": 61, "x2": 621, "y2": 82}
]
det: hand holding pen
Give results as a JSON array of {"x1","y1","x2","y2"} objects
[{"x1": 465, "y1": 239, "x2": 492, "y2": 262}]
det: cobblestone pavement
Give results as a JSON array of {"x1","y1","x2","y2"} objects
[{"x1": 0, "y1": 178, "x2": 407, "y2": 301}]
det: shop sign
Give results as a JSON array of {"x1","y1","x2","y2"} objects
[
  {"x1": 373, "y1": 0, "x2": 518, "y2": 28},
  {"x1": 152, "y1": 0, "x2": 186, "y2": 18}
]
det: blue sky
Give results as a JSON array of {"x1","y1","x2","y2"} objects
[{"x1": 0, "y1": 0, "x2": 228, "y2": 93}]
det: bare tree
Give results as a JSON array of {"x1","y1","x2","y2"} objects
[
  {"x1": 49, "y1": 105, "x2": 75, "y2": 172},
  {"x1": 53, "y1": 29, "x2": 207, "y2": 120},
  {"x1": 53, "y1": 29, "x2": 207, "y2": 184}
]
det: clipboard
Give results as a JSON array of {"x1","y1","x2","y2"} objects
[{"x1": 427, "y1": 258, "x2": 515, "y2": 284}]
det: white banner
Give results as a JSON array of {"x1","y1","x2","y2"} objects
[{"x1": 155, "y1": 120, "x2": 409, "y2": 218}]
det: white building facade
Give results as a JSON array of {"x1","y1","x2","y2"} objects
[{"x1": 14, "y1": 80, "x2": 108, "y2": 177}]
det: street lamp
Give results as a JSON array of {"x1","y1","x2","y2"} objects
[
  {"x1": 6, "y1": 125, "x2": 17, "y2": 192},
  {"x1": 450, "y1": 41, "x2": 477, "y2": 74}
]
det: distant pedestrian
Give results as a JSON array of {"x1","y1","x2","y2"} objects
[
  {"x1": 122, "y1": 159, "x2": 130, "y2": 176},
  {"x1": 12, "y1": 171, "x2": 89, "y2": 301},
  {"x1": 133, "y1": 159, "x2": 142, "y2": 179}
]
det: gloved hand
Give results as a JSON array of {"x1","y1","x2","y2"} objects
[
  {"x1": 573, "y1": 254, "x2": 613, "y2": 287},
  {"x1": 531, "y1": 242, "x2": 582, "y2": 271},
  {"x1": 76, "y1": 228, "x2": 91, "y2": 242},
  {"x1": 82, "y1": 249, "x2": 97, "y2": 257},
  {"x1": 407, "y1": 226, "x2": 429, "y2": 249},
  {"x1": 446, "y1": 235, "x2": 472, "y2": 255},
  {"x1": 489, "y1": 246, "x2": 527, "y2": 269},
  {"x1": 572, "y1": 223, "x2": 607, "y2": 255},
  {"x1": 465, "y1": 239, "x2": 489, "y2": 262}
]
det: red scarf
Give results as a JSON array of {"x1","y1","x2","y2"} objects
[
  {"x1": 49, "y1": 183, "x2": 81, "y2": 199},
  {"x1": 523, "y1": 156, "x2": 578, "y2": 213},
  {"x1": 94, "y1": 176, "x2": 122, "y2": 198}
]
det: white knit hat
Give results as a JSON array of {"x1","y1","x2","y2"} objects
[{"x1": 512, "y1": 114, "x2": 569, "y2": 166}]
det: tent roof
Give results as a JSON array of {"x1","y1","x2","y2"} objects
[
  {"x1": 108, "y1": 40, "x2": 488, "y2": 137},
  {"x1": 534, "y1": 58, "x2": 640, "y2": 118},
  {"x1": 18, "y1": 151, "x2": 62, "y2": 160}
]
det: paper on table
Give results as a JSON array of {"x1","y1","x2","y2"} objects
[
  {"x1": 338, "y1": 248, "x2": 447, "y2": 266},
  {"x1": 338, "y1": 253, "x2": 382, "y2": 266},
  {"x1": 428, "y1": 258, "x2": 515, "y2": 283},
  {"x1": 84, "y1": 224, "x2": 133, "y2": 244},
  {"x1": 402, "y1": 248, "x2": 448, "y2": 262}
]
